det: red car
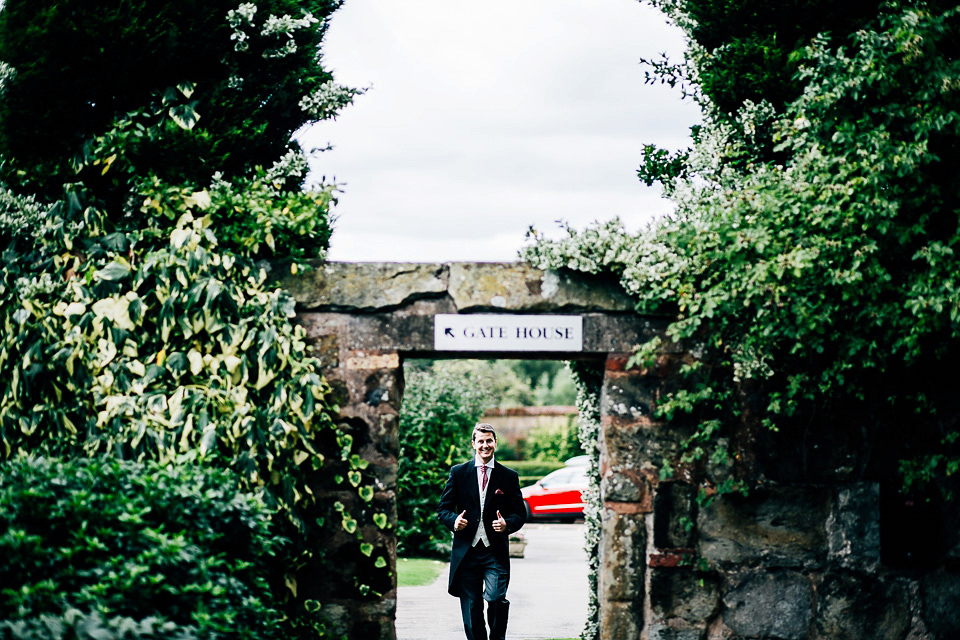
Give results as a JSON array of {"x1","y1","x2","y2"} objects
[{"x1": 521, "y1": 466, "x2": 588, "y2": 521}]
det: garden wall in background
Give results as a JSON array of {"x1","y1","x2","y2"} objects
[
  {"x1": 482, "y1": 405, "x2": 577, "y2": 455},
  {"x1": 283, "y1": 261, "x2": 959, "y2": 639}
]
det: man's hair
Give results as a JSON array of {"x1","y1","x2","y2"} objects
[{"x1": 472, "y1": 423, "x2": 497, "y2": 442}]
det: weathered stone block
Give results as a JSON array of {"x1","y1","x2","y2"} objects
[
  {"x1": 826, "y1": 483, "x2": 881, "y2": 572},
  {"x1": 346, "y1": 304, "x2": 449, "y2": 352},
  {"x1": 345, "y1": 350, "x2": 400, "y2": 372},
  {"x1": 285, "y1": 262, "x2": 448, "y2": 310},
  {"x1": 599, "y1": 509, "x2": 646, "y2": 602},
  {"x1": 698, "y1": 487, "x2": 830, "y2": 569},
  {"x1": 654, "y1": 482, "x2": 697, "y2": 549},
  {"x1": 447, "y1": 262, "x2": 636, "y2": 312},
  {"x1": 647, "y1": 624, "x2": 704, "y2": 640},
  {"x1": 601, "y1": 469, "x2": 653, "y2": 507},
  {"x1": 375, "y1": 413, "x2": 400, "y2": 459},
  {"x1": 650, "y1": 567, "x2": 720, "y2": 624},
  {"x1": 601, "y1": 420, "x2": 662, "y2": 472},
  {"x1": 921, "y1": 570, "x2": 960, "y2": 637},
  {"x1": 600, "y1": 371, "x2": 657, "y2": 425},
  {"x1": 722, "y1": 571, "x2": 813, "y2": 640},
  {"x1": 599, "y1": 599, "x2": 643, "y2": 639},
  {"x1": 816, "y1": 573, "x2": 910, "y2": 640}
]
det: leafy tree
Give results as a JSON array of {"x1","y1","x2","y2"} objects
[
  {"x1": 397, "y1": 363, "x2": 489, "y2": 557},
  {"x1": 0, "y1": 0, "x2": 360, "y2": 199},
  {"x1": 524, "y1": 1, "x2": 960, "y2": 502},
  {"x1": 637, "y1": 0, "x2": 881, "y2": 180}
]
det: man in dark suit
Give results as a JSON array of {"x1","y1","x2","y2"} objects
[{"x1": 437, "y1": 423, "x2": 526, "y2": 640}]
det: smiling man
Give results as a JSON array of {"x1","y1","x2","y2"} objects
[{"x1": 437, "y1": 423, "x2": 526, "y2": 640}]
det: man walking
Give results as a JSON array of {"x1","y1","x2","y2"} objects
[{"x1": 437, "y1": 423, "x2": 526, "y2": 640}]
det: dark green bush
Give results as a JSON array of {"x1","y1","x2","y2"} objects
[
  {"x1": 524, "y1": 419, "x2": 584, "y2": 462},
  {"x1": 511, "y1": 460, "x2": 566, "y2": 488},
  {"x1": 397, "y1": 366, "x2": 488, "y2": 558},
  {"x1": 0, "y1": 456, "x2": 293, "y2": 639}
]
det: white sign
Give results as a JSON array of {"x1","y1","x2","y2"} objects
[{"x1": 434, "y1": 314, "x2": 583, "y2": 352}]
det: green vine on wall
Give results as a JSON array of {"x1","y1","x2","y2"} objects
[{"x1": 569, "y1": 361, "x2": 604, "y2": 640}]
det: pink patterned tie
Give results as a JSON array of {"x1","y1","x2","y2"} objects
[{"x1": 481, "y1": 464, "x2": 488, "y2": 491}]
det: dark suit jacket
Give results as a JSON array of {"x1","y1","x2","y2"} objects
[{"x1": 437, "y1": 459, "x2": 526, "y2": 596}]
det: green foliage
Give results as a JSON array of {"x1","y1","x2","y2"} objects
[
  {"x1": 525, "y1": 2, "x2": 960, "y2": 498},
  {"x1": 508, "y1": 360, "x2": 577, "y2": 405},
  {"x1": 0, "y1": 179, "x2": 336, "y2": 510},
  {"x1": 524, "y1": 418, "x2": 584, "y2": 462},
  {"x1": 0, "y1": 0, "x2": 369, "y2": 629},
  {"x1": 0, "y1": 456, "x2": 295, "y2": 639},
  {"x1": 396, "y1": 363, "x2": 489, "y2": 557},
  {"x1": 405, "y1": 359, "x2": 577, "y2": 407},
  {"x1": 637, "y1": 0, "x2": 881, "y2": 184},
  {"x1": 0, "y1": 0, "x2": 361, "y2": 196}
]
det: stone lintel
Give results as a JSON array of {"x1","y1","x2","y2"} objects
[{"x1": 286, "y1": 261, "x2": 643, "y2": 313}]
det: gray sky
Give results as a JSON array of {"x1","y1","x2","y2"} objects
[{"x1": 299, "y1": 0, "x2": 700, "y2": 262}]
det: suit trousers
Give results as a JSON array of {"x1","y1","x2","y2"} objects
[{"x1": 457, "y1": 542, "x2": 510, "y2": 640}]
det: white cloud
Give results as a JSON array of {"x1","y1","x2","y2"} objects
[{"x1": 302, "y1": 0, "x2": 700, "y2": 262}]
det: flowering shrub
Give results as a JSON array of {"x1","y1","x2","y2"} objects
[{"x1": 524, "y1": 2, "x2": 960, "y2": 502}]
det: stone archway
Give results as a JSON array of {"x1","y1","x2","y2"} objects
[{"x1": 283, "y1": 262, "x2": 672, "y2": 638}]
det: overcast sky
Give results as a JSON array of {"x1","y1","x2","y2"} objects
[{"x1": 298, "y1": 0, "x2": 700, "y2": 263}]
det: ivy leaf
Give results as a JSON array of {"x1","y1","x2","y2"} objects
[
  {"x1": 101, "y1": 232, "x2": 130, "y2": 253},
  {"x1": 94, "y1": 261, "x2": 131, "y2": 281},
  {"x1": 169, "y1": 103, "x2": 201, "y2": 130}
]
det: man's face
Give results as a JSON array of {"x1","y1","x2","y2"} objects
[{"x1": 472, "y1": 432, "x2": 497, "y2": 464}]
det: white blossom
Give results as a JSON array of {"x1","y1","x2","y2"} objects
[{"x1": 299, "y1": 81, "x2": 366, "y2": 121}]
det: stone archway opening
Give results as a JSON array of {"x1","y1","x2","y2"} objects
[{"x1": 392, "y1": 355, "x2": 592, "y2": 639}]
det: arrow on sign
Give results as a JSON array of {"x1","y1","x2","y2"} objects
[{"x1": 444, "y1": 328, "x2": 455, "y2": 337}]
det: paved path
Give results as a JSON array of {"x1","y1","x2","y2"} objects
[{"x1": 396, "y1": 523, "x2": 589, "y2": 640}]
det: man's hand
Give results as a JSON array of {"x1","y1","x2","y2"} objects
[
  {"x1": 454, "y1": 510, "x2": 468, "y2": 531},
  {"x1": 493, "y1": 510, "x2": 507, "y2": 533}
]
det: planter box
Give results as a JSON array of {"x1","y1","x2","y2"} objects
[{"x1": 509, "y1": 540, "x2": 527, "y2": 558}]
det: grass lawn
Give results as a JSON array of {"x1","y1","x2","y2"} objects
[{"x1": 396, "y1": 557, "x2": 446, "y2": 587}]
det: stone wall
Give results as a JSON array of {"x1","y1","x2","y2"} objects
[
  {"x1": 481, "y1": 406, "x2": 578, "y2": 456},
  {"x1": 285, "y1": 261, "x2": 960, "y2": 639},
  {"x1": 599, "y1": 350, "x2": 960, "y2": 640}
]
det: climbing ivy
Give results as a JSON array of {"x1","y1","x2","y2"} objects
[{"x1": 569, "y1": 362, "x2": 604, "y2": 640}]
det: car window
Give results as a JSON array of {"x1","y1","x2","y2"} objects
[{"x1": 541, "y1": 467, "x2": 586, "y2": 486}]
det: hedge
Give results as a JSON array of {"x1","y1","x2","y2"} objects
[
  {"x1": 507, "y1": 460, "x2": 566, "y2": 487},
  {"x1": 0, "y1": 456, "x2": 292, "y2": 639}
]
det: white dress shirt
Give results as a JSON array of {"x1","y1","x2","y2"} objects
[{"x1": 471, "y1": 455, "x2": 495, "y2": 547}]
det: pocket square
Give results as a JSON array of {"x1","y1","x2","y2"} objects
[{"x1": 495, "y1": 489, "x2": 504, "y2": 495}]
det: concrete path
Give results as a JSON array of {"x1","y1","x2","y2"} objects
[{"x1": 396, "y1": 523, "x2": 589, "y2": 640}]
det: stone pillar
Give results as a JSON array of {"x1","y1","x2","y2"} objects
[
  {"x1": 298, "y1": 312, "x2": 402, "y2": 639},
  {"x1": 598, "y1": 353, "x2": 659, "y2": 637}
]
